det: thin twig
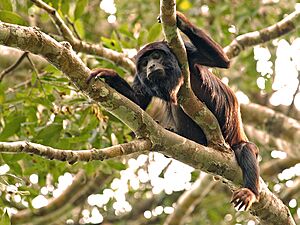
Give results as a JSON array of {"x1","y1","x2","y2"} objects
[
  {"x1": 224, "y1": 9, "x2": 300, "y2": 59},
  {"x1": 25, "y1": 53, "x2": 47, "y2": 97},
  {"x1": 30, "y1": 0, "x2": 136, "y2": 73},
  {"x1": 0, "y1": 140, "x2": 151, "y2": 163},
  {"x1": 0, "y1": 52, "x2": 29, "y2": 82},
  {"x1": 65, "y1": 16, "x2": 82, "y2": 40}
]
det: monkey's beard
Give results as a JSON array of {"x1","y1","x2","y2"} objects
[
  {"x1": 142, "y1": 72, "x2": 183, "y2": 105},
  {"x1": 147, "y1": 68, "x2": 165, "y2": 81}
]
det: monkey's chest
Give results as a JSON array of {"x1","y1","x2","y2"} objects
[{"x1": 149, "y1": 99, "x2": 207, "y2": 145}]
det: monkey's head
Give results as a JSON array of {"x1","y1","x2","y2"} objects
[{"x1": 135, "y1": 42, "x2": 183, "y2": 104}]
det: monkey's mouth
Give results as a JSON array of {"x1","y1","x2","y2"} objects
[{"x1": 147, "y1": 69, "x2": 165, "y2": 80}]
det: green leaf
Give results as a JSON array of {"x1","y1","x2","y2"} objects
[
  {"x1": 60, "y1": 0, "x2": 70, "y2": 15},
  {"x1": 0, "y1": 114, "x2": 26, "y2": 140},
  {"x1": 0, "y1": 210, "x2": 11, "y2": 225},
  {"x1": 47, "y1": 94, "x2": 55, "y2": 102},
  {"x1": 74, "y1": 19, "x2": 85, "y2": 38},
  {"x1": 137, "y1": 29, "x2": 147, "y2": 47},
  {"x1": 74, "y1": 0, "x2": 88, "y2": 21},
  {"x1": 8, "y1": 161, "x2": 23, "y2": 176},
  {"x1": 49, "y1": 0, "x2": 59, "y2": 9},
  {"x1": 35, "y1": 123, "x2": 63, "y2": 145},
  {"x1": 147, "y1": 23, "x2": 162, "y2": 43},
  {"x1": 0, "y1": 0, "x2": 12, "y2": 11},
  {"x1": 0, "y1": 10, "x2": 26, "y2": 25},
  {"x1": 101, "y1": 37, "x2": 120, "y2": 51},
  {"x1": 111, "y1": 32, "x2": 123, "y2": 51},
  {"x1": 106, "y1": 160, "x2": 126, "y2": 171},
  {"x1": 2, "y1": 153, "x2": 25, "y2": 163},
  {"x1": 26, "y1": 106, "x2": 38, "y2": 123}
]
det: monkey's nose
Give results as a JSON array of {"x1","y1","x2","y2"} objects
[{"x1": 149, "y1": 64, "x2": 156, "y2": 71}]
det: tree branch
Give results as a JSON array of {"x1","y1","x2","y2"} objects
[
  {"x1": 0, "y1": 140, "x2": 151, "y2": 163},
  {"x1": 0, "y1": 51, "x2": 28, "y2": 81},
  {"x1": 241, "y1": 103, "x2": 300, "y2": 152},
  {"x1": 224, "y1": 9, "x2": 300, "y2": 58},
  {"x1": 281, "y1": 176, "x2": 300, "y2": 204},
  {"x1": 12, "y1": 170, "x2": 110, "y2": 224},
  {"x1": 261, "y1": 157, "x2": 300, "y2": 177},
  {"x1": 164, "y1": 174, "x2": 216, "y2": 225},
  {"x1": 244, "y1": 125, "x2": 297, "y2": 155},
  {"x1": 30, "y1": 0, "x2": 136, "y2": 74},
  {"x1": 12, "y1": 170, "x2": 86, "y2": 224}
]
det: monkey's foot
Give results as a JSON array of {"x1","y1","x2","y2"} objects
[
  {"x1": 231, "y1": 188, "x2": 258, "y2": 211},
  {"x1": 86, "y1": 68, "x2": 117, "y2": 84}
]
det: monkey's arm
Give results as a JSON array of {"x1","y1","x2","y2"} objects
[
  {"x1": 176, "y1": 12, "x2": 230, "y2": 68},
  {"x1": 87, "y1": 68, "x2": 152, "y2": 110},
  {"x1": 231, "y1": 142, "x2": 260, "y2": 210}
]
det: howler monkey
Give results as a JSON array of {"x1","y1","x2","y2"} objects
[{"x1": 88, "y1": 12, "x2": 260, "y2": 210}]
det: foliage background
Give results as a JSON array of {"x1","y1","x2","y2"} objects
[{"x1": 0, "y1": 0, "x2": 299, "y2": 224}]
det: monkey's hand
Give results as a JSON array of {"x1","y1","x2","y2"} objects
[
  {"x1": 231, "y1": 188, "x2": 258, "y2": 211},
  {"x1": 87, "y1": 68, "x2": 140, "y2": 105},
  {"x1": 157, "y1": 11, "x2": 190, "y2": 30},
  {"x1": 86, "y1": 68, "x2": 119, "y2": 85},
  {"x1": 157, "y1": 11, "x2": 190, "y2": 31}
]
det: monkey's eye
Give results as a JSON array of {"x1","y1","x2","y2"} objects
[
  {"x1": 140, "y1": 58, "x2": 148, "y2": 68},
  {"x1": 151, "y1": 51, "x2": 161, "y2": 59}
]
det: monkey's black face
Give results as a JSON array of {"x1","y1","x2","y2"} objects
[
  {"x1": 140, "y1": 50, "x2": 166, "y2": 81},
  {"x1": 136, "y1": 47, "x2": 182, "y2": 104}
]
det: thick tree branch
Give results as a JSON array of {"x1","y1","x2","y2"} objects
[
  {"x1": 105, "y1": 193, "x2": 165, "y2": 223},
  {"x1": 241, "y1": 103, "x2": 300, "y2": 152},
  {"x1": 0, "y1": 21, "x2": 295, "y2": 225},
  {"x1": 244, "y1": 125, "x2": 297, "y2": 155},
  {"x1": 12, "y1": 170, "x2": 110, "y2": 224},
  {"x1": 244, "y1": 125, "x2": 300, "y2": 179},
  {"x1": 261, "y1": 157, "x2": 300, "y2": 177},
  {"x1": 12, "y1": 170, "x2": 86, "y2": 224},
  {"x1": 164, "y1": 174, "x2": 216, "y2": 225},
  {"x1": 0, "y1": 140, "x2": 151, "y2": 163},
  {"x1": 31, "y1": 0, "x2": 136, "y2": 74},
  {"x1": 281, "y1": 177, "x2": 300, "y2": 204},
  {"x1": 159, "y1": 0, "x2": 226, "y2": 149},
  {"x1": 224, "y1": 9, "x2": 300, "y2": 58}
]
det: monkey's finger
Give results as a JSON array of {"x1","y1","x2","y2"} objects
[
  {"x1": 233, "y1": 199, "x2": 243, "y2": 208},
  {"x1": 244, "y1": 201, "x2": 251, "y2": 211},
  {"x1": 238, "y1": 201, "x2": 245, "y2": 211},
  {"x1": 231, "y1": 192, "x2": 243, "y2": 203},
  {"x1": 230, "y1": 197, "x2": 238, "y2": 204},
  {"x1": 86, "y1": 73, "x2": 97, "y2": 84},
  {"x1": 86, "y1": 70, "x2": 104, "y2": 83}
]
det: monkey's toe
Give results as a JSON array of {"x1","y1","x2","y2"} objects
[{"x1": 231, "y1": 188, "x2": 257, "y2": 211}]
